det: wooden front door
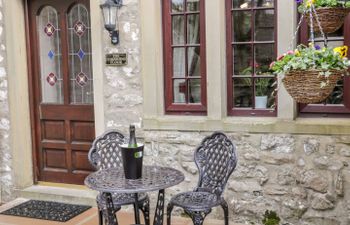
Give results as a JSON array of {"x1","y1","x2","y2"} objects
[{"x1": 28, "y1": 0, "x2": 95, "y2": 184}]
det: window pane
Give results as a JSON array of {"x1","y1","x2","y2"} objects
[
  {"x1": 174, "y1": 79, "x2": 186, "y2": 103},
  {"x1": 68, "y1": 4, "x2": 93, "y2": 104},
  {"x1": 37, "y1": 6, "x2": 63, "y2": 104},
  {"x1": 255, "y1": 44, "x2": 274, "y2": 75},
  {"x1": 189, "y1": 79, "x2": 201, "y2": 103},
  {"x1": 188, "y1": 47, "x2": 200, "y2": 77},
  {"x1": 172, "y1": 0, "x2": 184, "y2": 12},
  {"x1": 255, "y1": 10, "x2": 275, "y2": 41},
  {"x1": 233, "y1": 0, "x2": 252, "y2": 9},
  {"x1": 233, "y1": 45, "x2": 252, "y2": 75},
  {"x1": 233, "y1": 78, "x2": 253, "y2": 108},
  {"x1": 233, "y1": 11, "x2": 252, "y2": 42},
  {"x1": 255, "y1": 78, "x2": 276, "y2": 109},
  {"x1": 187, "y1": 0, "x2": 200, "y2": 11},
  {"x1": 324, "y1": 79, "x2": 344, "y2": 104},
  {"x1": 172, "y1": 15, "x2": 185, "y2": 45},
  {"x1": 253, "y1": 0, "x2": 274, "y2": 7},
  {"x1": 173, "y1": 48, "x2": 186, "y2": 77},
  {"x1": 187, "y1": 14, "x2": 200, "y2": 44}
]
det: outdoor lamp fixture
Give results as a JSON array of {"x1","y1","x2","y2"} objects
[{"x1": 100, "y1": 0, "x2": 123, "y2": 45}]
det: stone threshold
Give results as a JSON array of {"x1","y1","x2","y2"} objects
[{"x1": 17, "y1": 184, "x2": 98, "y2": 206}]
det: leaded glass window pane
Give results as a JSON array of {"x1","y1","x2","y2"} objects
[
  {"x1": 171, "y1": 0, "x2": 203, "y2": 104},
  {"x1": 37, "y1": 6, "x2": 63, "y2": 104},
  {"x1": 313, "y1": 29, "x2": 345, "y2": 105},
  {"x1": 68, "y1": 4, "x2": 93, "y2": 104},
  {"x1": 230, "y1": 0, "x2": 276, "y2": 111}
]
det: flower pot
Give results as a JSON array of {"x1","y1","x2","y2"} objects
[
  {"x1": 120, "y1": 144, "x2": 144, "y2": 179},
  {"x1": 306, "y1": 7, "x2": 350, "y2": 34},
  {"x1": 282, "y1": 69, "x2": 344, "y2": 104},
  {"x1": 255, "y1": 96, "x2": 268, "y2": 109}
]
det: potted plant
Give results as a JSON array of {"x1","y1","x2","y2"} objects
[
  {"x1": 255, "y1": 79, "x2": 271, "y2": 109},
  {"x1": 298, "y1": 0, "x2": 350, "y2": 33},
  {"x1": 262, "y1": 210, "x2": 281, "y2": 225},
  {"x1": 270, "y1": 44, "x2": 350, "y2": 103}
]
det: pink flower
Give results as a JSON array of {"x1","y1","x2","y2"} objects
[
  {"x1": 269, "y1": 61, "x2": 275, "y2": 69},
  {"x1": 287, "y1": 50, "x2": 294, "y2": 55},
  {"x1": 277, "y1": 55, "x2": 285, "y2": 60}
]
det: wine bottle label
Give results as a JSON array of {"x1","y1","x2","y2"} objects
[{"x1": 134, "y1": 151, "x2": 143, "y2": 158}]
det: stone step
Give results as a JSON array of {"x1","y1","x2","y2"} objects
[{"x1": 18, "y1": 184, "x2": 98, "y2": 206}]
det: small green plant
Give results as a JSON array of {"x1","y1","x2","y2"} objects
[
  {"x1": 255, "y1": 79, "x2": 271, "y2": 96},
  {"x1": 262, "y1": 210, "x2": 281, "y2": 225}
]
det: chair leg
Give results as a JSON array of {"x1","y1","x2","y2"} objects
[
  {"x1": 98, "y1": 209, "x2": 103, "y2": 225},
  {"x1": 185, "y1": 209, "x2": 211, "y2": 225},
  {"x1": 221, "y1": 200, "x2": 229, "y2": 225},
  {"x1": 139, "y1": 197, "x2": 150, "y2": 225},
  {"x1": 167, "y1": 203, "x2": 174, "y2": 225}
]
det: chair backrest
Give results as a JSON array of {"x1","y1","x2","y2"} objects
[
  {"x1": 194, "y1": 132, "x2": 238, "y2": 196},
  {"x1": 88, "y1": 130, "x2": 125, "y2": 170}
]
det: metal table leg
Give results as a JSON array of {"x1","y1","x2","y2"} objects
[
  {"x1": 133, "y1": 193, "x2": 142, "y2": 224},
  {"x1": 103, "y1": 192, "x2": 118, "y2": 225},
  {"x1": 153, "y1": 189, "x2": 165, "y2": 225}
]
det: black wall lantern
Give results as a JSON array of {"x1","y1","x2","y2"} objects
[{"x1": 100, "y1": 0, "x2": 123, "y2": 45}]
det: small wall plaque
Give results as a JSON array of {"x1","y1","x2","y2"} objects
[{"x1": 106, "y1": 53, "x2": 128, "y2": 66}]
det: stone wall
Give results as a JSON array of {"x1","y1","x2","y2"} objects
[
  {"x1": 0, "y1": 0, "x2": 12, "y2": 203},
  {"x1": 139, "y1": 132, "x2": 350, "y2": 225},
  {"x1": 103, "y1": 0, "x2": 143, "y2": 133}
]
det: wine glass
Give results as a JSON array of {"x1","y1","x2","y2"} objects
[{"x1": 150, "y1": 141, "x2": 159, "y2": 171}]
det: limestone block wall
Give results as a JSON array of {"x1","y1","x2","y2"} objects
[
  {"x1": 0, "y1": 0, "x2": 12, "y2": 203},
  {"x1": 103, "y1": 0, "x2": 143, "y2": 133},
  {"x1": 139, "y1": 132, "x2": 350, "y2": 225}
]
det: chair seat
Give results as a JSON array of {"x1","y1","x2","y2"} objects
[
  {"x1": 97, "y1": 192, "x2": 148, "y2": 207},
  {"x1": 170, "y1": 191, "x2": 222, "y2": 210}
]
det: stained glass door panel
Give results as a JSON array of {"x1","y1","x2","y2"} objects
[
  {"x1": 37, "y1": 6, "x2": 63, "y2": 104},
  {"x1": 67, "y1": 4, "x2": 93, "y2": 104}
]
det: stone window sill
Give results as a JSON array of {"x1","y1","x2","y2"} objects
[{"x1": 143, "y1": 116, "x2": 350, "y2": 135}]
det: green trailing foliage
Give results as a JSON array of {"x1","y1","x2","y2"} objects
[
  {"x1": 298, "y1": 0, "x2": 350, "y2": 12},
  {"x1": 270, "y1": 45, "x2": 350, "y2": 75},
  {"x1": 262, "y1": 210, "x2": 281, "y2": 225}
]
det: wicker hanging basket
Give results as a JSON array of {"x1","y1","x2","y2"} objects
[
  {"x1": 306, "y1": 7, "x2": 350, "y2": 34},
  {"x1": 282, "y1": 69, "x2": 345, "y2": 104}
]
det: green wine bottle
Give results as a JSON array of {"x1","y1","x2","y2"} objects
[{"x1": 128, "y1": 125, "x2": 138, "y2": 148}]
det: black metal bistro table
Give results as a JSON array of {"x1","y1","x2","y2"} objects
[{"x1": 85, "y1": 166, "x2": 185, "y2": 225}]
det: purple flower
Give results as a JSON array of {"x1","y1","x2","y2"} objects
[
  {"x1": 296, "y1": 0, "x2": 303, "y2": 3},
  {"x1": 315, "y1": 45, "x2": 321, "y2": 50}
]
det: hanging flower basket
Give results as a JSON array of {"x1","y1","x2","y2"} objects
[
  {"x1": 270, "y1": 45, "x2": 350, "y2": 104},
  {"x1": 282, "y1": 69, "x2": 344, "y2": 104},
  {"x1": 305, "y1": 7, "x2": 350, "y2": 34}
]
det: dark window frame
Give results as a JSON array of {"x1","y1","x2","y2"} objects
[
  {"x1": 162, "y1": 0, "x2": 207, "y2": 115},
  {"x1": 299, "y1": 15, "x2": 350, "y2": 117},
  {"x1": 226, "y1": 0, "x2": 278, "y2": 117}
]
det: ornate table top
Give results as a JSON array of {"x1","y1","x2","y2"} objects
[{"x1": 85, "y1": 166, "x2": 185, "y2": 193}]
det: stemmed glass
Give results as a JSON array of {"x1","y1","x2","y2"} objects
[{"x1": 150, "y1": 141, "x2": 159, "y2": 171}]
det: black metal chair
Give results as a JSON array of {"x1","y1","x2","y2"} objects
[
  {"x1": 167, "y1": 132, "x2": 238, "y2": 225},
  {"x1": 88, "y1": 130, "x2": 150, "y2": 225}
]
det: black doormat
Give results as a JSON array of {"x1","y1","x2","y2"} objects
[{"x1": 0, "y1": 200, "x2": 91, "y2": 222}]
